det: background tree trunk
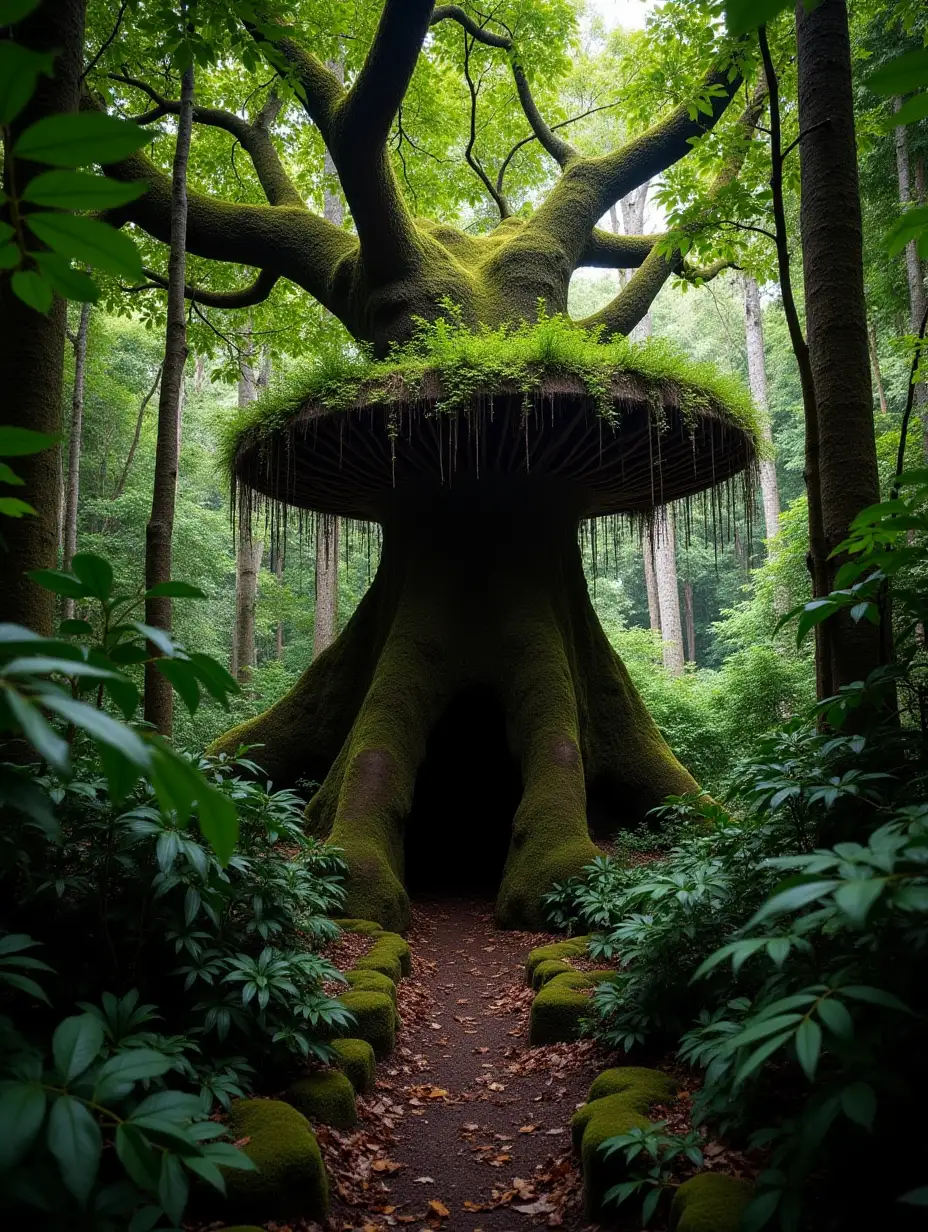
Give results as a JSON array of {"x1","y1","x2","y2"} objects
[
  {"x1": 62, "y1": 300, "x2": 91, "y2": 621},
  {"x1": 894, "y1": 98, "x2": 928, "y2": 444},
  {"x1": 743, "y1": 274, "x2": 781, "y2": 543},
  {"x1": 144, "y1": 62, "x2": 195, "y2": 735},
  {"x1": 0, "y1": 0, "x2": 84, "y2": 635},
  {"x1": 867, "y1": 321, "x2": 889, "y2": 416},
  {"x1": 643, "y1": 524, "x2": 661, "y2": 635},
  {"x1": 621, "y1": 183, "x2": 653, "y2": 340},
  {"x1": 655, "y1": 508, "x2": 684, "y2": 676},
  {"x1": 111, "y1": 365, "x2": 161, "y2": 501},
  {"x1": 797, "y1": 0, "x2": 884, "y2": 693},
  {"x1": 683, "y1": 579, "x2": 696, "y2": 664},
  {"x1": 232, "y1": 335, "x2": 263, "y2": 682}
]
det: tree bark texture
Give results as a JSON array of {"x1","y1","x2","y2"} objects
[
  {"x1": 0, "y1": 0, "x2": 84, "y2": 635},
  {"x1": 655, "y1": 508, "x2": 684, "y2": 676},
  {"x1": 867, "y1": 321, "x2": 888, "y2": 416},
  {"x1": 683, "y1": 579, "x2": 696, "y2": 664},
  {"x1": 643, "y1": 523, "x2": 661, "y2": 634},
  {"x1": 621, "y1": 184, "x2": 653, "y2": 340},
  {"x1": 797, "y1": 0, "x2": 884, "y2": 693},
  {"x1": 894, "y1": 100, "x2": 928, "y2": 436},
  {"x1": 743, "y1": 274, "x2": 781, "y2": 543},
  {"x1": 61, "y1": 300, "x2": 91, "y2": 621},
  {"x1": 233, "y1": 349, "x2": 263, "y2": 682},
  {"x1": 144, "y1": 62, "x2": 195, "y2": 735}
]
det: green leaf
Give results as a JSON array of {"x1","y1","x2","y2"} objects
[
  {"x1": 115, "y1": 1123, "x2": 161, "y2": 1192},
  {"x1": 97, "y1": 740, "x2": 142, "y2": 805},
  {"x1": 816, "y1": 997, "x2": 853, "y2": 1039},
  {"x1": 0, "y1": 462, "x2": 24, "y2": 484},
  {"x1": 195, "y1": 781, "x2": 239, "y2": 866},
  {"x1": 794, "y1": 1017, "x2": 821, "y2": 1080},
  {"x1": 33, "y1": 253, "x2": 99, "y2": 303},
  {"x1": 156, "y1": 658, "x2": 200, "y2": 713},
  {"x1": 26, "y1": 213, "x2": 143, "y2": 280},
  {"x1": 4, "y1": 689, "x2": 69, "y2": 772},
  {"x1": 0, "y1": 243, "x2": 19, "y2": 270},
  {"x1": 144, "y1": 580, "x2": 208, "y2": 599},
  {"x1": 841, "y1": 985, "x2": 910, "y2": 1012},
  {"x1": 868, "y1": 48, "x2": 928, "y2": 96},
  {"x1": 749, "y1": 880, "x2": 840, "y2": 926},
  {"x1": 2, "y1": 656, "x2": 119, "y2": 680},
  {"x1": 900, "y1": 1188, "x2": 928, "y2": 1206},
  {"x1": 730, "y1": 1013, "x2": 804, "y2": 1048},
  {"x1": 39, "y1": 691, "x2": 151, "y2": 768},
  {"x1": 0, "y1": 1082, "x2": 46, "y2": 1169},
  {"x1": 13, "y1": 112, "x2": 148, "y2": 167},
  {"x1": 96, "y1": 1049, "x2": 172, "y2": 1088},
  {"x1": 11, "y1": 269, "x2": 53, "y2": 314},
  {"x1": 132, "y1": 1090, "x2": 204, "y2": 1121},
  {"x1": 58, "y1": 618, "x2": 94, "y2": 637},
  {"x1": 834, "y1": 878, "x2": 884, "y2": 926},
  {"x1": 183, "y1": 1154, "x2": 226, "y2": 1194},
  {"x1": 158, "y1": 1151, "x2": 189, "y2": 1225},
  {"x1": 70, "y1": 552, "x2": 113, "y2": 601},
  {"x1": 724, "y1": 0, "x2": 791, "y2": 36},
  {"x1": 735, "y1": 1029, "x2": 794, "y2": 1087},
  {"x1": 189, "y1": 652, "x2": 238, "y2": 703},
  {"x1": 22, "y1": 169, "x2": 148, "y2": 209},
  {"x1": 47, "y1": 1094, "x2": 102, "y2": 1206},
  {"x1": 200, "y1": 1140, "x2": 255, "y2": 1170},
  {"x1": 52, "y1": 1013, "x2": 104, "y2": 1082},
  {"x1": 884, "y1": 92, "x2": 928, "y2": 130},
  {"x1": 0, "y1": 0, "x2": 42, "y2": 22},
  {"x1": 0, "y1": 427, "x2": 58, "y2": 456},
  {"x1": 0, "y1": 42, "x2": 54, "y2": 125},
  {"x1": 27, "y1": 567, "x2": 88, "y2": 598},
  {"x1": 0, "y1": 495, "x2": 38, "y2": 516},
  {"x1": 840, "y1": 1081, "x2": 876, "y2": 1130}
]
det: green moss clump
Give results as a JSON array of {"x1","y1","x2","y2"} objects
[
  {"x1": 354, "y1": 931, "x2": 412, "y2": 983},
  {"x1": 570, "y1": 1068, "x2": 676, "y2": 1219},
  {"x1": 524, "y1": 937, "x2": 590, "y2": 984},
  {"x1": 532, "y1": 958, "x2": 573, "y2": 989},
  {"x1": 670, "y1": 1174, "x2": 754, "y2": 1232},
  {"x1": 331, "y1": 918, "x2": 385, "y2": 935},
  {"x1": 587, "y1": 1066, "x2": 677, "y2": 1106},
  {"x1": 223, "y1": 1098, "x2": 328, "y2": 1223},
  {"x1": 286, "y1": 1070, "x2": 358, "y2": 1128},
  {"x1": 337, "y1": 989, "x2": 396, "y2": 1059},
  {"x1": 345, "y1": 968, "x2": 398, "y2": 1009},
  {"x1": 330, "y1": 1037, "x2": 376, "y2": 1095},
  {"x1": 528, "y1": 970, "x2": 615, "y2": 1046}
]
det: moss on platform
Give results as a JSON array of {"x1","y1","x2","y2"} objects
[
  {"x1": 524, "y1": 936, "x2": 590, "y2": 984},
  {"x1": 345, "y1": 967, "x2": 398, "y2": 1008},
  {"x1": 223, "y1": 1098, "x2": 328, "y2": 1223},
  {"x1": 528, "y1": 969, "x2": 615, "y2": 1045},
  {"x1": 331, "y1": 917, "x2": 386, "y2": 935},
  {"x1": 570, "y1": 1068, "x2": 676, "y2": 1218},
  {"x1": 286, "y1": 1070, "x2": 358, "y2": 1128},
  {"x1": 587, "y1": 1066, "x2": 677, "y2": 1106},
  {"x1": 670, "y1": 1173, "x2": 754, "y2": 1231},
  {"x1": 337, "y1": 989, "x2": 396, "y2": 1058},
  {"x1": 531, "y1": 958, "x2": 573, "y2": 989},
  {"x1": 354, "y1": 931, "x2": 412, "y2": 983},
  {"x1": 330, "y1": 1037, "x2": 376, "y2": 1095}
]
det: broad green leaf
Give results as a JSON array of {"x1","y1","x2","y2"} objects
[
  {"x1": 96, "y1": 1049, "x2": 173, "y2": 1088},
  {"x1": 97, "y1": 740, "x2": 142, "y2": 805},
  {"x1": 0, "y1": 495, "x2": 38, "y2": 516},
  {"x1": 0, "y1": 427, "x2": 58, "y2": 456},
  {"x1": 132, "y1": 621, "x2": 177, "y2": 657},
  {"x1": 840, "y1": 1081, "x2": 876, "y2": 1130},
  {"x1": 158, "y1": 1151, "x2": 189, "y2": 1224},
  {"x1": 13, "y1": 112, "x2": 148, "y2": 167},
  {"x1": 0, "y1": 0, "x2": 42, "y2": 22},
  {"x1": 183, "y1": 1154, "x2": 226, "y2": 1194},
  {"x1": 0, "y1": 462, "x2": 24, "y2": 484},
  {"x1": 725, "y1": 0, "x2": 790, "y2": 36},
  {"x1": 33, "y1": 253, "x2": 99, "y2": 303},
  {"x1": 156, "y1": 658, "x2": 200, "y2": 713},
  {"x1": 794, "y1": 1017, "x2": 821, "y2": 1080},
  {"x1": 71, "y1": 552, "x2": 113, "y2": 601},
  {"x1": 128, "y1": 1206, "x2": 164, "y2": 1232},
  {"x1": 189, "y1": 652, "x2": 238, "y2": 703},
  {"x1": 37, "y1": 692, "x2": 151, "y2": 769},
  {"x1": 868, "y1": 48, "x2": 928, "y2": 96},
  {"x1": 841, "y1": 985, "x2": 910, "y2": 1012},
  {"x1": 22, "y1": 169, "x2": 148, "y2": 209},
  {"x1": 58, "y1": 618, "x2": 94, "y2": 637},
  {"x1": 816, "y1": 997, "x2": 853, "y2": 1039},
  {"x1": 749, "y1": 880, "x2": 840, "y2": 925},
  {"x1": 196, "y1": 781, "x2": 239, "y2": 866},
  {"x1": 26, "y1": 213, "x2": 143, "y2": 280},
  {"x1": 4, "y1": 689, "x2": 69, "y2": 772},
  {"x1": 11, "y1": 269, "x2": 53, "y2": 314},
  {"x1": 834, "y1": 878, "x2": 884, "y2": 926},
  {"x1": 52, "y1": 1013, "x2": 104, "y2": 1082},
  {"x1": 735, "y1": 1029, "x2": 794, "y2": 1086},
  {"x1": 132, "y1": 1090, "x2": 204, "y2": 1121},
  {"x1": 0, "y1": 1082, "x2": 46, "y2": 1169},
  {"x1": 115, "y1": 1122, "x2": 161, "y2": 1192},
  {"x1": 144, "y1": 581, "x2": 208, "y2": 599},
  {"x1": 27, "y1": 567, "x2": 88, "y2": 598},
  {"x1": 0, "y1": 42, "x2": 54, "y2": 125},
  {"x1": 0, "y1": 243, "x2": 20, "y2": 269},
  {"x1": 200, "y1": 1140, "x2": 256, "y2": 1170},
  {"x1": 730, "y1": 1013, "x2": 803, "y2": 1048},
  {"x1": 47, "y1": 1095, "x2": 102, "y2": 1206},
  {"x1": 2, "y1": 656, "x2": 119, "y2": 680},
  {"x1": 884, "y1": 93, "x2": 928, "y2": 130}
]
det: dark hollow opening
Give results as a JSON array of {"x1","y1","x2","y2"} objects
[{"x1": 403, "y1": 688, "x2": 522, "y2": 898}]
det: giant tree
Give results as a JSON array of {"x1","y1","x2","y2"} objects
[{"x1": 96, "y1": 1, "x2": 764, "y2": 926}]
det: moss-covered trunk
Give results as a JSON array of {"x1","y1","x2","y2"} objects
[{"x1": 214, "y1": 491, "x2": 697, "y2": 929}]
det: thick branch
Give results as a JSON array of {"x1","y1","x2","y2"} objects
[
  {"x1": 430, "y1": 5, "x2": 511, "y2": 49},
  {"x1": 111, "y1": 74, "x2": 303, "y2": 207},
  {"x1": 579, "y1": 229, "x2": 658, "y2": 269},
  {"x1": 578, "y1": 244, "x2": 675, "y2": 337},
  {"x1": 134, "y1": 266, "x2": 280, "y2": 309}
]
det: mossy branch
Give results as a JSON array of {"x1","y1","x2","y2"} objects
[
  {"x1": 132, "y1": 266, "x2": 280, "y2": 309},
  {"x1": 579, "y1": 230, "x2": 658, "y2": 270}
]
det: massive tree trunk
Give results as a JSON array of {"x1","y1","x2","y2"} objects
[
  {"x1": 62, "y1": 301, "x2": 91, "y2": 622},
  {"x1": 216, "y1": 490, "x2": 698, "y2": 929},
  {"x1": 0, "y1": 0, "x2": 84, "y2": 635},
  {"x1": 144, "y1": 62, "x2": 195, "y2": 735},
  {"x1": 743, "y1": 274, "x2": 780, "y2": 543},
  {"x1": 654, "y1": 508, "x2": 684, "y2": 676},
  {"x1": 796, "y1": 0, "x2": 884, "y2": 693}
]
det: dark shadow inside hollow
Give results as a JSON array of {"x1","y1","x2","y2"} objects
[{"x1": 404, "y1": 687, "x2": 522, "y2": 898}]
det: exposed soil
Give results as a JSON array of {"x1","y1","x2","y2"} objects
[{"x1": 317, "y1": 899, "x2": 613, "y2": 1232}]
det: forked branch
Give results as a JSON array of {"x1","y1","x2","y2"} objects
[{"x1": 133, "y1": 267, "x2": 281, "y2": 309}]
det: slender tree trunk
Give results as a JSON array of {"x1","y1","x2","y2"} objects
[
  {"x1": 144, "y1": 63, "x2": 195, "y2": 735},
  {"x1": 894, "y1": 98, "x2": 928, "y2": 447},
  {"x1": 0, "y1": 0, "x2": 84, "y2": 635},
  {"x1": 112, "y1": 365, "x2": 162, "y2": 500},
  {"x1": 642, "y1": 523, "x2": 661, "y2": 634},
  {"x1": 621, "y1": 183, "x2": 652, "y2": 339},
  {"x1": 312, "y1": 80, "x2": 344, "y2": 660},
  {"x1": 233, "y1": 335, "x2": 263, "y2": 682},
  {"x1": 867, "y1": 322, "x2": 888, "y2": 415},
  {"x1": 655, "y1": 508, "x2": 684, "y2": 675},
  {"x1": 61, "y1": 301, "x2": 91, "y2": 620},
  {"x1": 194, "y1": 353, "x2": 205, "y2": 393},
  {"x1": 743, "y1": 275, "x2": 781, "y2": 543},
  {"x1": 683, "y1": 579, "x2": 696, "y2": 664},
  {"x1": 796, "y1": 0, "x2": 884, "y2": 693},
  {"x1": 275, "y1": 546, "x2": 285, "y2": 659}
]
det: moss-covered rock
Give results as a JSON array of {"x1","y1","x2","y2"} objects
[
  {"x1": 524, "y1": 937, "x2": 590, "y2": 984},
  {"x1": 531, "y1": 958, "x2": 573, "y2": 989},
  {"x1": 286, "y1": 1070, "x2": 358, "y2": 1128},
  {"x1": 223, "y1": 1098, "x2": 328, "y2": 1223},
  {"x1": 570, "y1": 1068, "x2": 676, "y2": 1219},
  {"x1": 587, "y1": 1066, "x2": 677, "y2": 1106},
  {"x1": 337, "y1": 989, "x2": 396, "y2": 1058},
  {"x1": 353, "y1": 931, "x2": 412, "y2": 983},
  {"x1": 528, "y1": 970, "x2": 615, "y2": 1046},
  {"x1": 330, "y1": 1037, "x2": 376, "y2": 1095},
  {"x1": 345, "y1": 967, "x2": 398, "y2": 1008},
  {"x1": 331, "y1": 917, "x2": 385, "y2": 935},
  {"x1": 670, "y1": 1173, "x2": 754, "y2": 1231}
]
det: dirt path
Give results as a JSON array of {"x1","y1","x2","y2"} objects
[{"x1": 319, "y1": 899, "x2": 609, "y2": 1232}]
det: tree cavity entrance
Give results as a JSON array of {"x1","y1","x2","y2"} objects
[{"x1": 404, "y1": 687, "x2": 521, "y2": 898}]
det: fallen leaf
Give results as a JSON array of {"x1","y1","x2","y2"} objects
[
  {"x1": 518, "y1": 1125, "x2": 536, "y2": 1134},
  {"x1": 372, "y1": 1159, "x2": 404, "y2": 1174},
  {"x1": 428, "y1": 1199, "x2": 450, "y2": 1217},
  {"x1": 414, "y1": 1176, "x2": 435, "y2": 1184}
]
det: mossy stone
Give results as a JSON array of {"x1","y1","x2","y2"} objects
[
  {"x1": 331, "y1": 917, "x2": 385, "y2": 935},
  {"x1": 531, "y1": 958, "x2": 573, "y2": 989},
  {"x1": 337, "y1": 989, "x2": 396, "y2": 1058},
  {"x1": 223, "y1": 1098, "x2": 328, "y2": 1222},
  {"x1": 286, "y1": 1070, "x2": 358, "y2": 1128},
  {"x1": 670, "y1": 1173, "x2": 754, "y2": 1231},
  {"x1": 330, "y1": 1037, "x2": 376, "y2": 1095},
  {"x1": 354, "y1": 931, "x2": 412, "y2": 983},
  {"x1": 345, "y1": 967, "x2": 398, "y2": 1008},
  {"x1": 524, "y1": 937, "x2": 590, "y2": 984},
  {"x1": 587, "y1": 1066, "x2": 677, "y2": 1106},
  {"x1": 528, "y1": 970, "x2": 615, "y2": 1046},
  {"x1": 569, "y1": 1068, "x2": 676, "y2": 1219}
]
